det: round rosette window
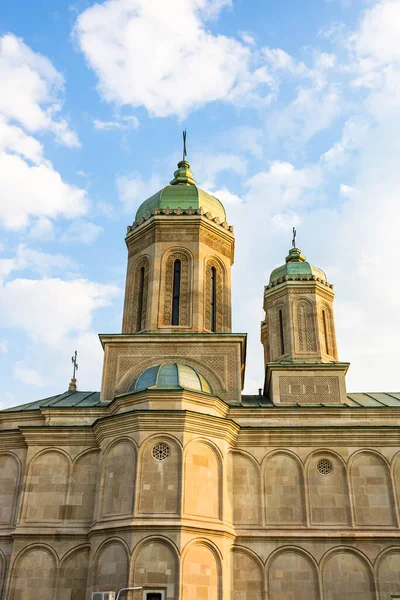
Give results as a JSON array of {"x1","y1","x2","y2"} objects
[
  {"x1": 316, "y1": 458, "x2": 333, "y2": 476},
  {"x1": 152, "y1": 442, "x2": 170, "y2": 461}
]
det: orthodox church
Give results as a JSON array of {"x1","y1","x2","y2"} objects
[{"x1": 1, "y1": 155, "x2": 400, "y2": 600}]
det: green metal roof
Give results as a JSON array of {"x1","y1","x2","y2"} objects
[
  {"x1": 241, "y1": 392, "x2": 400, "y2": 408},
  {"x1": 135, "y1": 160, "x2": 226, "y2": 223},
  {"x1": 129, "y1": 362, "x2": 212, "y2": 395},
  {"x1": 269, "y1": 247, "x2": 327, "y2": 284},
  {"x1": 2, "y1": 390, "x2": 103, "y2": 412}
]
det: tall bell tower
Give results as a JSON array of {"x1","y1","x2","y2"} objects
[
  {"x1": 100, "y1": 154, "x2": 246, "y2": 405},
  {"x1": 261, "y1": 245, "x2": 349, "y2": 404}
]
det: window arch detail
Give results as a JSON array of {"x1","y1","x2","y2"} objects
[
  {"x1": 273, "y1": 303, "x2": 288, "y2": 359},
  {"x1": 320, "y1": 304, "x2": 334, "y2": 356},
  {"x1": 164, "y1": 251, "x2": 189, "y2": 326},
  {"x1": 132, "y1": 257, "x2": 149, "y2": 332},
  {"x1": 295, "y1": 299, "x2": 316, "y2": 353},
  {"x1": 205, "y1": 259, "x2": 223, "y2": 332}
]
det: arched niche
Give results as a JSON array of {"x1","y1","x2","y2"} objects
[
  {"x1": 10, "y1": 547, "x2": 57, "y2": 600},
  {"x1": 182, "y1": 543, "x2": 220, "y2": 600},
  {"x1": 68, "y1": 450, "x2": 99, "y2": 521},
  {"x1": 322, "y1": 550, "x2": 374, "y2": 600},
  {"x1": 58, "y1": 547, "x2": 90, "y2": 600},
  {"x1": 0, "y1": 453, "x2": 20, "y2": 525},
  {"x1": 230, "y1": 452, "x2": 261, "y2": 525},
  {"x1": 137, "y1": 438, "x2": 181, "y2": 516},
  {"x1": 377, "y1": 549, "x2": 400, "y2": 600},
  {"x1": 307, "y1": 451, "x2": 351, "y2": 526},
  {"x1": 264, "y1": 452, "x2": 305, "y2": 525},
  {"x1": 268, "y1": 549, "x2": 319, "y2": 600},
  {"x1": 184, "y1": 441, "x2": 221, "y2": 520},
  {"x1": 293, "y1": 298, "x2": 317, "y2": 353},
  {"x1": 101, "y1": 439, "x2": 136, "y2": 517},
  {"x1": 132, "y1": 540, "x2": 178, "y2": 600},
  {"x1": 93, "y1": 541, "x2": 129, "y2": 593},
  {"x1": 25, "y1": 450, "x2": 69, "y2": 522},
  {"x1": 350, "y1": 451, "x2": 395, "y2": 526},
  {"x1": 393, "y1": 454, "x2": 400, "y2": 511},
  {"x1": 232, "y1": 549, "x2": 263, "y2": 600}
]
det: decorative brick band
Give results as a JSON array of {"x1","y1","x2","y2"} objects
[{"x1": 127, "y1": 206, "x2": 234, "y2": 234}]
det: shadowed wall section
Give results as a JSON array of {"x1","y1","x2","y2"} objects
[
  {"x1": 232, "y1": 550, "x2": 263, "y2": 600},
  {"x1": 9, "y1": 548, "x2": 56, "y2": 600},
  {"x1": 307, "y1": 452, "x2": 351, "y2": 526},
  {"x1": 265, "y1": 452, "x2": 305, "y2": 525},
  {"x1": 92, "y1": 542, "x2": 129, "y2": 593},
  {"x1": 68, "y1": 451, "x2": 98, "y2": 521},
  {"x1": 268, "y1": 550, "x2": 319, "y2": 600},
  {"x1": 350, "y1": 452, "x2": 395, "y2": 526},
  {"x1": 58, "y1": 547, "x2": 90, "y2": 600},
  {"x1": 101, "y1": 440, "x2": 136, "y2": 517},
  {"x1": 322, "y1": 551, "x2": 374, "y2": 600},
  {"x1": 377, "y1": 550, "x2": 400, "y2": 600},
  {"x1": 132, "y1": 540, "x2": 178, "y2": 600},
  {"x1": 0, "y1": 454, "x2": 19, "y2": 525},
  {"x1": 25, "y1": 451, "x2": 69, "y2": 522},
  {"x1": 230, "y1": 453, "x2": 261, "y2": 525},
  {"x1": 138, "y1": 439, "x2": 181, "y2": 515}
]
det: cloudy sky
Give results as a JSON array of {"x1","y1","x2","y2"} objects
[{"x1": 0, "y1": 0, "x2": 399, "y2": 407}]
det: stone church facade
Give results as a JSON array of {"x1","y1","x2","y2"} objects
[{"x1": 1, "y1": 158, "x2": 400, "y2": 599}]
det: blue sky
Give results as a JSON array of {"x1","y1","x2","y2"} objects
[{"x1": 1, "y1": 0, "x2": 399, "y2": 407}]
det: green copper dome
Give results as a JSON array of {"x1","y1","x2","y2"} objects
[
  {"x1": 269, "y1": 248, "x2": 327, "y2": 284},
  {"x1": 134, "y1": 160, "x2": 226, "y2": 223},
  {"x1": 129, "y1": 363, "x2": 212, "y2": 395}
]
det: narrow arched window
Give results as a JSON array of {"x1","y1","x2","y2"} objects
[
  {"x1": 172, "y1": 259, "x2": 181, "y2": 325},
  {"x1": 136, "y1": 266, "x2": 145, "y2": 332},
  {"x1": 322, "y1": 309, "x2": 329, "y2": 354},
  {"x1": 210, "y1": 266, "x2": 217, "y2": 332},
  {"x1": 279, "y1": 309, "x2": 285, "y2": 355}
]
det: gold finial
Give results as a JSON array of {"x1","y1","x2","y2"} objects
[{"x1": 68, "y1": 350, "x2": 78, "y2": 391}]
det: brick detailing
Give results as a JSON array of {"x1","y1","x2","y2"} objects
[{"x1": 279, "y1": 376, "x2": 340, "y2": 403}]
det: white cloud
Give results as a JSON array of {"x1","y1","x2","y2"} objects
[
  {"x1": 0, "y1": 341, "x2": 8, "y2": 354},
  {"x1": 194, "y1": 152, "x2": 247, "y2": 189},
  {"x1": 0, "y1": 34, "x2": 89, "y2": 233},
  {"x1": 0, "y1": 153, "x2": 89, "y2": 230},
  {"x1": 117, "y1": 172, "x2": 163, "y2": 213},
  {"x1": 93, "y1": 115, "x2": 139, "y2": 130},
  {"x1": 0, "y1": 244, "x2": 78, "y2": 283},
  {"x1": 14, "y1": 364, "x2": 46, "y2": 387},
  {"x1": 74, "y1": 0, "x2": 274, "y2": 118},
  {"x1": 0, "y1": 277, "x2": 121, "y2": 346},
  {"x1": 0, "y1": 34, "x2": 79, "y2": 146},
  {"x1": 60, "y1": 220, "x2": 104, "y2": 245},
  {"x1": 208, "y1": 187, "x2": 241, "y2": 205},
  {"x1": 245, "y1": 161, "x2": 322, "y2": 210}
]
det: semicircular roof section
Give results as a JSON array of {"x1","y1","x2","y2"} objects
[
  {"x1": 135, "y1": 160, "x2": 226, "y2": 223},
  {"x1": 269, "y1": 247, "x2": 327, "y2": 283},
  {"x1": 129, "y1": 363, "x2": 213, "y2": 395}
]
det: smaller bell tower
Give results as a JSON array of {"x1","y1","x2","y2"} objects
[{"x1": 261, "y1": 245, "x2": 349, "y2": 405}]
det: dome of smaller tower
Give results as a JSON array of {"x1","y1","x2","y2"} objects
[
  {"x1": 269, "y1": 247, "x2": 327, "y2": 285},
  {"x1": 134, "y1": 160, "x2": 226, "y2": 223},
  {"x1": 129, "y1": 363, "x2": 212, "y2": 394}
]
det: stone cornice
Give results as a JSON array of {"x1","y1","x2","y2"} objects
[
  {"x1": 126, "y1": 209, "x2": 235, "y2": 240},
  {"x1": 110, "y1": 389, "x2": 230, "y2": 418},
  {"x1": 0, "y1": 411, "x2": 44, "y2": 429},
  {"x1": 19, "y1": 426, "x2": 97, "y2": 447},
  {"x1": 0, "y1": 429, "x2": 27, "y2": 450},
  {"x1": 235, "y1": 530, "x2": 400, "y2": 540},
  {"x1": 93, "y1": 410, "x2": 240, "y2": 445},
  {"x1": 236, "y1": 426, "x2": 400, "y2": 446}
]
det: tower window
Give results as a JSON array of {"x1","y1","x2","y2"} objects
[
  {"x1": 322, "y1": 309, "x2": 329, "y2": 354},
  {"x1": 172, "y1": 259, "x2": 181, "y2": 325},
  {"x1": 210, "y1": 266, "x2": 217, "y2": 332},
  {"x1": 279, "y1": 309, "x2": 285, "y2": 355},
  {"x1": 136, "y1": 266, "x2": 145, "y2": 332}
]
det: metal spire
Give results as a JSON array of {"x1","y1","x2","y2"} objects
[{"x1": 68, "y1": 350, "x2": 78, "y2": 391}]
